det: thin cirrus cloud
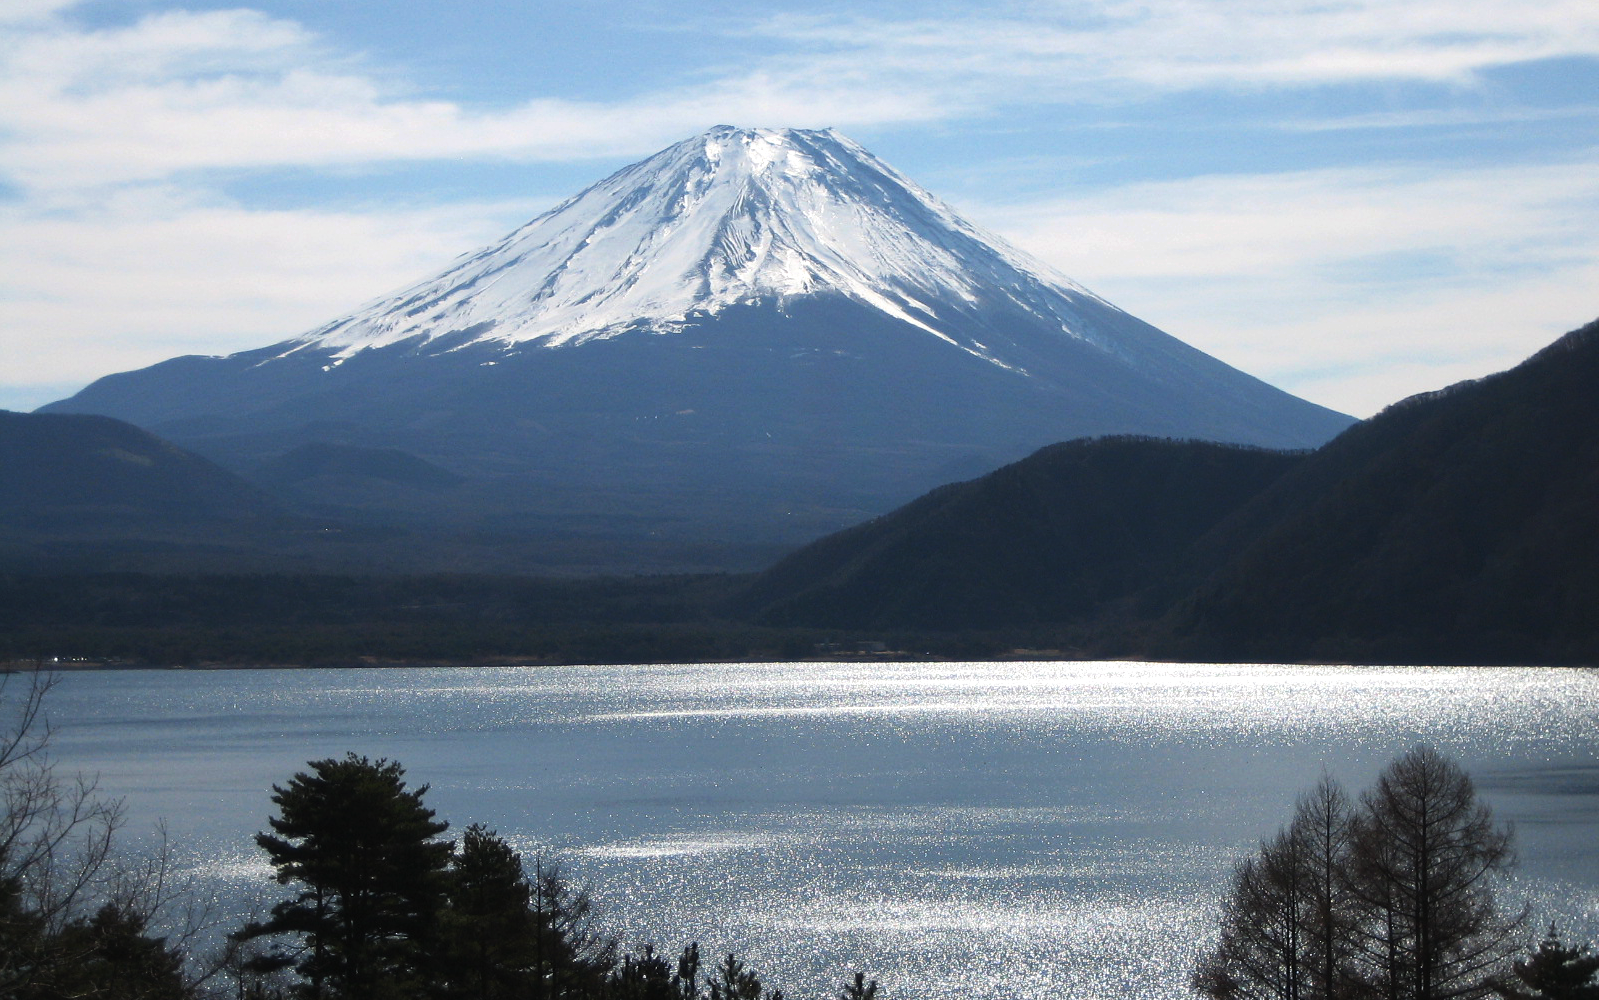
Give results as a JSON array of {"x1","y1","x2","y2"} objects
[
  {"x1": 0, "y1": 5, "x2": 947, "y2": 406},
  {"x1": 16, "y1": 0, "x2": 1596, "y2": 195},
  {"x1": 0, "y1": 188, "x2": 548, "y2": 385},
  {"x1": 748, "y1": 0, "x2": 1599, "y2": 92}
]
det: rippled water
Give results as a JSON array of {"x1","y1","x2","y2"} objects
[{"x1": 36, "y1": 662, "x2": 1599, "y2": 999}]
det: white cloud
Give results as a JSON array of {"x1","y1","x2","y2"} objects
[
  {"x1": 0, "y1": 4, "x2": 956, "y2": 409},
  {"x1": 0, "y1": 188, "x2": 544, "y2": 392},
  {"x1": 971, "y1": 158, "x2": 1599, "y2": 415},
  {"x1": 0, "y1": 0, "x2": 78, "y2": 26},
  {"x1": 0, "y1": 1, "x2": 1594, "y2": 414},
  {"x1": 9, "y1": 0, "x2": 1594, "y2": 199},
  {"x1": 0, "y1": 8, "x2": 945, "y2": 197}
]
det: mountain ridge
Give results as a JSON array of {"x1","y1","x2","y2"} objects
[{"x1": 42, "y1": 126, "x2": 1352, "y2": 568}]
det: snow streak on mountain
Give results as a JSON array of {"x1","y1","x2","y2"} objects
[{"x1": 294, "y1": 125, "x2": 1110, "y2": 372}]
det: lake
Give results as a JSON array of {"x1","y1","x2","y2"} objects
[{"x1": 33, "y1": 662, "x2": 1599, "y2": 999}]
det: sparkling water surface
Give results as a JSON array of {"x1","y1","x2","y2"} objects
[{"x1": 37, "y1": 662, "x2": 1599, "y2": 999}]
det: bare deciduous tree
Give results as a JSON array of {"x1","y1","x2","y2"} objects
[
  {"x1": 1196, "y1": 748, "x2": 1522, "y2": 1000},
  {"x1": 1, "y1": 667, "x2": 218, "y2": 999},
  {"x1": 1345, "y1": 746, "x2": 1523, "y2": 1000},
  {"x1": 0, "y1": 667, "x2": 122, "y2": 993},
  {"x1": 1194, "y1": 777, "x2": 1355, "y2": 1000}
]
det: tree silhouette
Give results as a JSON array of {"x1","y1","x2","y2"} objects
[
  {"x1": 1193, "y1": 777, "x2": 1358, "y2": 999},
  {"x1": 236, "y1": 754, "x2": 452, "y2": 1000},
  {"x1": 528, "y1": 858, "x2": 616, "y2": 998},
  {"x1": 706, "y1": 951, "x2": 782, "y2": 1000},
  {"x1": 1, "y1": 669, "x2": 203, "y2": 999},
  {"x1": 1196, "y1": 748, "x2": 1521, "y2": 1000},
  {"x1": 437, "y1": 824, "x2": 537, "y2": 999},
  {"x1": 1346, "y1": 747, "x2": 1522, "y2": 999},
  {"x1": 1492, "y1": 927, "x2": 1599, "y2": 1000}
]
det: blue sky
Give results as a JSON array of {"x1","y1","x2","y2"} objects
[{"x1": 2, "y1": 0, "x2": 1596, "y2": 417}]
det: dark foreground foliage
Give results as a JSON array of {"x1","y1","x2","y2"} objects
[
  {"x1": 1492, "y1": 926, "x2": 1599, "y2": 999},
  {"x1": 231, "y1": 753, "x2": 869, "y2": 1000},
  {"x1": 1, "y1": 670, "x2": 206, "y2": 999}
]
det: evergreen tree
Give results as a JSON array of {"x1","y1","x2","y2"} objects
[
  {"x1": 436, "y1": 823, "x2": 542, "y2": 999},
  {"x1": 235, "y1": 754, "x2": 453, "y2": 1000},
  {"x1": 705, "y1": 952, "x2": 782, "y2": 1000},
  {"x1": 528, "y1": 859, "x2": 616, "y2": 998},
  {"x1": 38, "y1": 903, "x2": 192, "y2": 1000},
  {"x1": 605, "y1": 943, "x2": 702, "y2": 1000},
  {"x1": 678, "y1": 942, "x2": 704, "y2": 1000},
  {"x1": 1492, "y1": 927, "x2": 1599, "y2": 1000}
]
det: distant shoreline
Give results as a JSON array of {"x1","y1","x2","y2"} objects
[{"x1": 3, "y1": 649, "x2": 1080, "y2": 672}]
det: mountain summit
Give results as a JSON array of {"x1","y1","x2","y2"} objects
[
  {"x1": 46, "y1": 126, "x2": 1353, "y2": 570},
  {"x1": 299, "y1": 125, "x2": 1123, "y2": 368}
]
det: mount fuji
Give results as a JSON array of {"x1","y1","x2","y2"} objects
[{"x1": 45, "y1": 126, "x2": 1353, "y2": 568}]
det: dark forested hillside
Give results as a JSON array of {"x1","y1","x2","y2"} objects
[
  {"x1": 1154, "y1": 318, "x2": 1599, "y2": 664},
  {"x1": 251, "y1": 441, "x2": 466, "y2": 491},
  {"x1": 0, "y1": 410, "x2": 276, "y2": 523},
  {"x1": 736, "y1": 436, "x2": 1303, "y2": 630},
  {"x1": 734, "y1": 318, "x2": 1599, "y2": 665},
  {"x1": 0, "y1": 411, "x2": 788, "y2": 577}
]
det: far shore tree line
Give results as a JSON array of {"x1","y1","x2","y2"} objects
[{"x1": 2, "y1": 668, "x2": 1596, "y2": 999}]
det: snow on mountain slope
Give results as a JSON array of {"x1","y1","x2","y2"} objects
[{"x1": 291, "y1": 125, "x2": 1114, "y2": 373}]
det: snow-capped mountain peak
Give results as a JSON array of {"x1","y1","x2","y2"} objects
[
  {"x1": 290, "y1": 125, "x2": 1104, "y2": 367},
  {"x1": 46, "y1": 124, "x2": 1356, "y2": 561}
]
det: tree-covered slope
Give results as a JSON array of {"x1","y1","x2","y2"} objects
[
  {"x1": 0, "y1": 410, "x2": 275, "y2": 523},
  {"x1": 1154, "y1": 317, "x2": 1599, "y2": 664},
  {"x1": 735, "y1": 316, "x2": 1599, "y2": 665},
  {"x1": 736, "y1": 435, "x2": 1303, "y2": 630},
  {"x1": 251, "y1": 442, "x2": 466, "y2": 491}
]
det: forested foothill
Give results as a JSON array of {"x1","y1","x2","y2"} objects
[
  {"x1": 4, "y1": 669, "x2": 1593, "y2": 999},
  {"x1": 738, "y1": 317, "x2": 1599, "y2": 666},
  {"x1": 4, "y1": 319, "x2": 1597, "y2": 667}
]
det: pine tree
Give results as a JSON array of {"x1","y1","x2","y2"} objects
[
  {"x1": 606, "y1": 943, "x2": 702, "y2": 1000},
  {"x1": 1492, "y1": 927, "x2": 1599, "y2": 1000},
  {"x1": 705, "y1": 952, "x2": 781, "y2": 1000},
  {"x1": 529, "y1": 858, "x2": 616, "y2": 998},
  {"x1": 437, "y1": 824, "x2": 538, "y2": 1000},
  {"x1": 235, "y1": 754, "x2": 453, "y2": 1000},
  {"x1": 42, "y1": 903, "x2": 192, "y2": 1000}
]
